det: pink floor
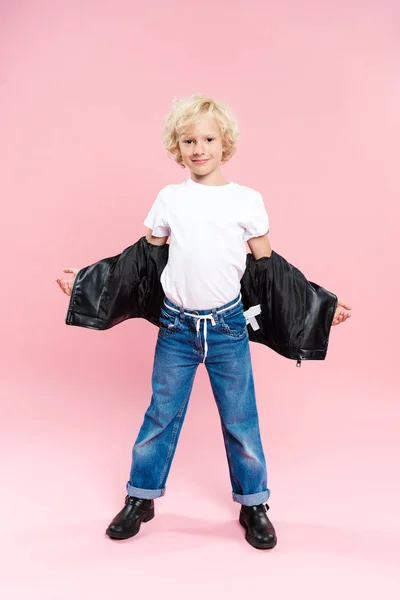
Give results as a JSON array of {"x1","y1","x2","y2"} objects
[{"x1": 2, "y1": 361, "x2": 399, "y2": 599}]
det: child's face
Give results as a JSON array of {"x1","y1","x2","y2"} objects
[{"x1": 177, "y1": 115, "x2": 225, "y2": 176}]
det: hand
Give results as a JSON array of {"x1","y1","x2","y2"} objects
[
  {"x1": 55, "y1": 268, "x2": 80, "y2": 297},
  {"x1": 332, "y1": 298, "x2": 352, "y2": 326}
]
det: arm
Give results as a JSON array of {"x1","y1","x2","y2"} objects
[
  {"x1": 247, "y1": 233, "x2": 272, "y2": 260},
  {"x1": 145, "y1": 228, "x2": 169, "y2": 246}
]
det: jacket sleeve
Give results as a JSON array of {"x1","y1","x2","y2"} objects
[
  {"x1": 301, "y1": 279, "x2": 338, "y2": 359},
  {"x1": 241, "y1": 251, "x2": 338, "y2": 362},
  {"x1": 65, "y1": 236, "x2": 169, "y2": 331},
  {"x1": 65, "y1": 241, "x2": 146, "y2": 330}
]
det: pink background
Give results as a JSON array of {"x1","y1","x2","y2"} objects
[{"x1": 1, "y1": 0, "x2": 399, "y2": 597}]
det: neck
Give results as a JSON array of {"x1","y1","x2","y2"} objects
[{"x1": 189, "y1": 167, "x2": 228, "y2": 186}]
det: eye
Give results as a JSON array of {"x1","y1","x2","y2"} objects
[{"x1": 183, "y1": 138, "x2": 215, "y2": 144}]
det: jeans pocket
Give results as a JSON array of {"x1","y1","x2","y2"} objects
[
  {"x1": 158, "y1": 308, "x2": 181, "y2": 336},
  {"x1": 218, "y1": 310, "x2": 248, "y2": 338}
]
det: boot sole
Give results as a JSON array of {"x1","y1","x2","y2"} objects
[
  {"x1": 106, "y1": 506, "x2": 155, "y2": 540},
  {"x1": 239, "y1": 513, "x2": 277, "y2": 550}
]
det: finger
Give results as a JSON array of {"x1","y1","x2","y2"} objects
[
  {"x1": 62, "y1": 282, "x2": 71, "y2": 296},
  {"x1": 338, "y1": 299, "x2": 352, "y2": 310},
  {"x1": 63, "y1": 268, "x2": 78, "y2": 274}
]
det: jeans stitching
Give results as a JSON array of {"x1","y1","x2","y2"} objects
[
  {"x1": 157, "y1": 369, "x2": 196, "y2": 489},
  {"x1": 220, "y1": 420, "x2": 241, "y2": 494},
  {"x1": 158, "y1": 313, "x2": 182, "y2": 336},
  {"x1": 219, "y1": 313, "x2": 248, "y2": 338}
]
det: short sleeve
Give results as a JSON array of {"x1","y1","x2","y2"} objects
[
  {"x1": 241, "y1": 192, "x2": 270, "y2": 242},
  {"x1": 144, "y1": 188, "x2": 170, "y2": 237}
]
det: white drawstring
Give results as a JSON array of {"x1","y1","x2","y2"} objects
[
  {"x1": 163, "y1": 295, "x2": 242, "y2": 363},
  {"x1": 194, "y1": 313, "x2": 216, "y2": 362}
]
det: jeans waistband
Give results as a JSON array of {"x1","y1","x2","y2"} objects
[{"x1": 163, "y1": 292, "x2": 243, "y2": 320}]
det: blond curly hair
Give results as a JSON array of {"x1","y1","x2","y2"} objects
[{"x1": 161, "y1": 93, "x2": 239, "y2": 168}]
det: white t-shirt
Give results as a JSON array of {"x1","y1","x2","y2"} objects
[{"x1": 144, "y1": 177, "x2": 270, "y2": 310}]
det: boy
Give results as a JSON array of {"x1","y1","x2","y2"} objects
[{"x1": 57, "y1": 93, "x2": 351, "y2": 549}]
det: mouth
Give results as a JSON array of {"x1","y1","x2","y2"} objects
[{"x1": 192, "y1": 159, "x2": 209, "y2": 164}]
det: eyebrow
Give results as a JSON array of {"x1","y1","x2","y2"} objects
[{"x1": 179, "y1": 133, "x2": 216, "y2": 139}]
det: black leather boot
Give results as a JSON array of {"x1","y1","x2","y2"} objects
[
  {"x1": 239, "y1": 503, "x2": 277, "y2": 549},
  {"x1": 105, "y1": 495, "x2": 155, "y2": 540}
]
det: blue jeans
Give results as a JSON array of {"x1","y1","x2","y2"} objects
[{"x1": 126, "y1": 292, "x2": 270, "y2": 506}]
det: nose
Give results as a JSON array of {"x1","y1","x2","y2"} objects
[{"x1": 193, "y1": 143, "x2": 205, "y2": 156}]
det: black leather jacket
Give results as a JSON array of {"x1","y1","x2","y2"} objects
[{"x1": 66, "y1": 236, "x2": 337, "y2": 367}]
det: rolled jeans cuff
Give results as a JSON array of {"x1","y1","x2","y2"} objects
[
  {"x1": 232, "y1": 489, "x2": 270, "y2": 506},
  {"x1": 126, "y1": 483, "x2": 166, "y2": 499}
]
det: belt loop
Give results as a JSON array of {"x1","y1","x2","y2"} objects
[
  {"x1": 211, "y1": 307, "x2": 218, "y2": 323},
  {"x1": 179, "y1": 306, "x2": 185, "y2": 323}
]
